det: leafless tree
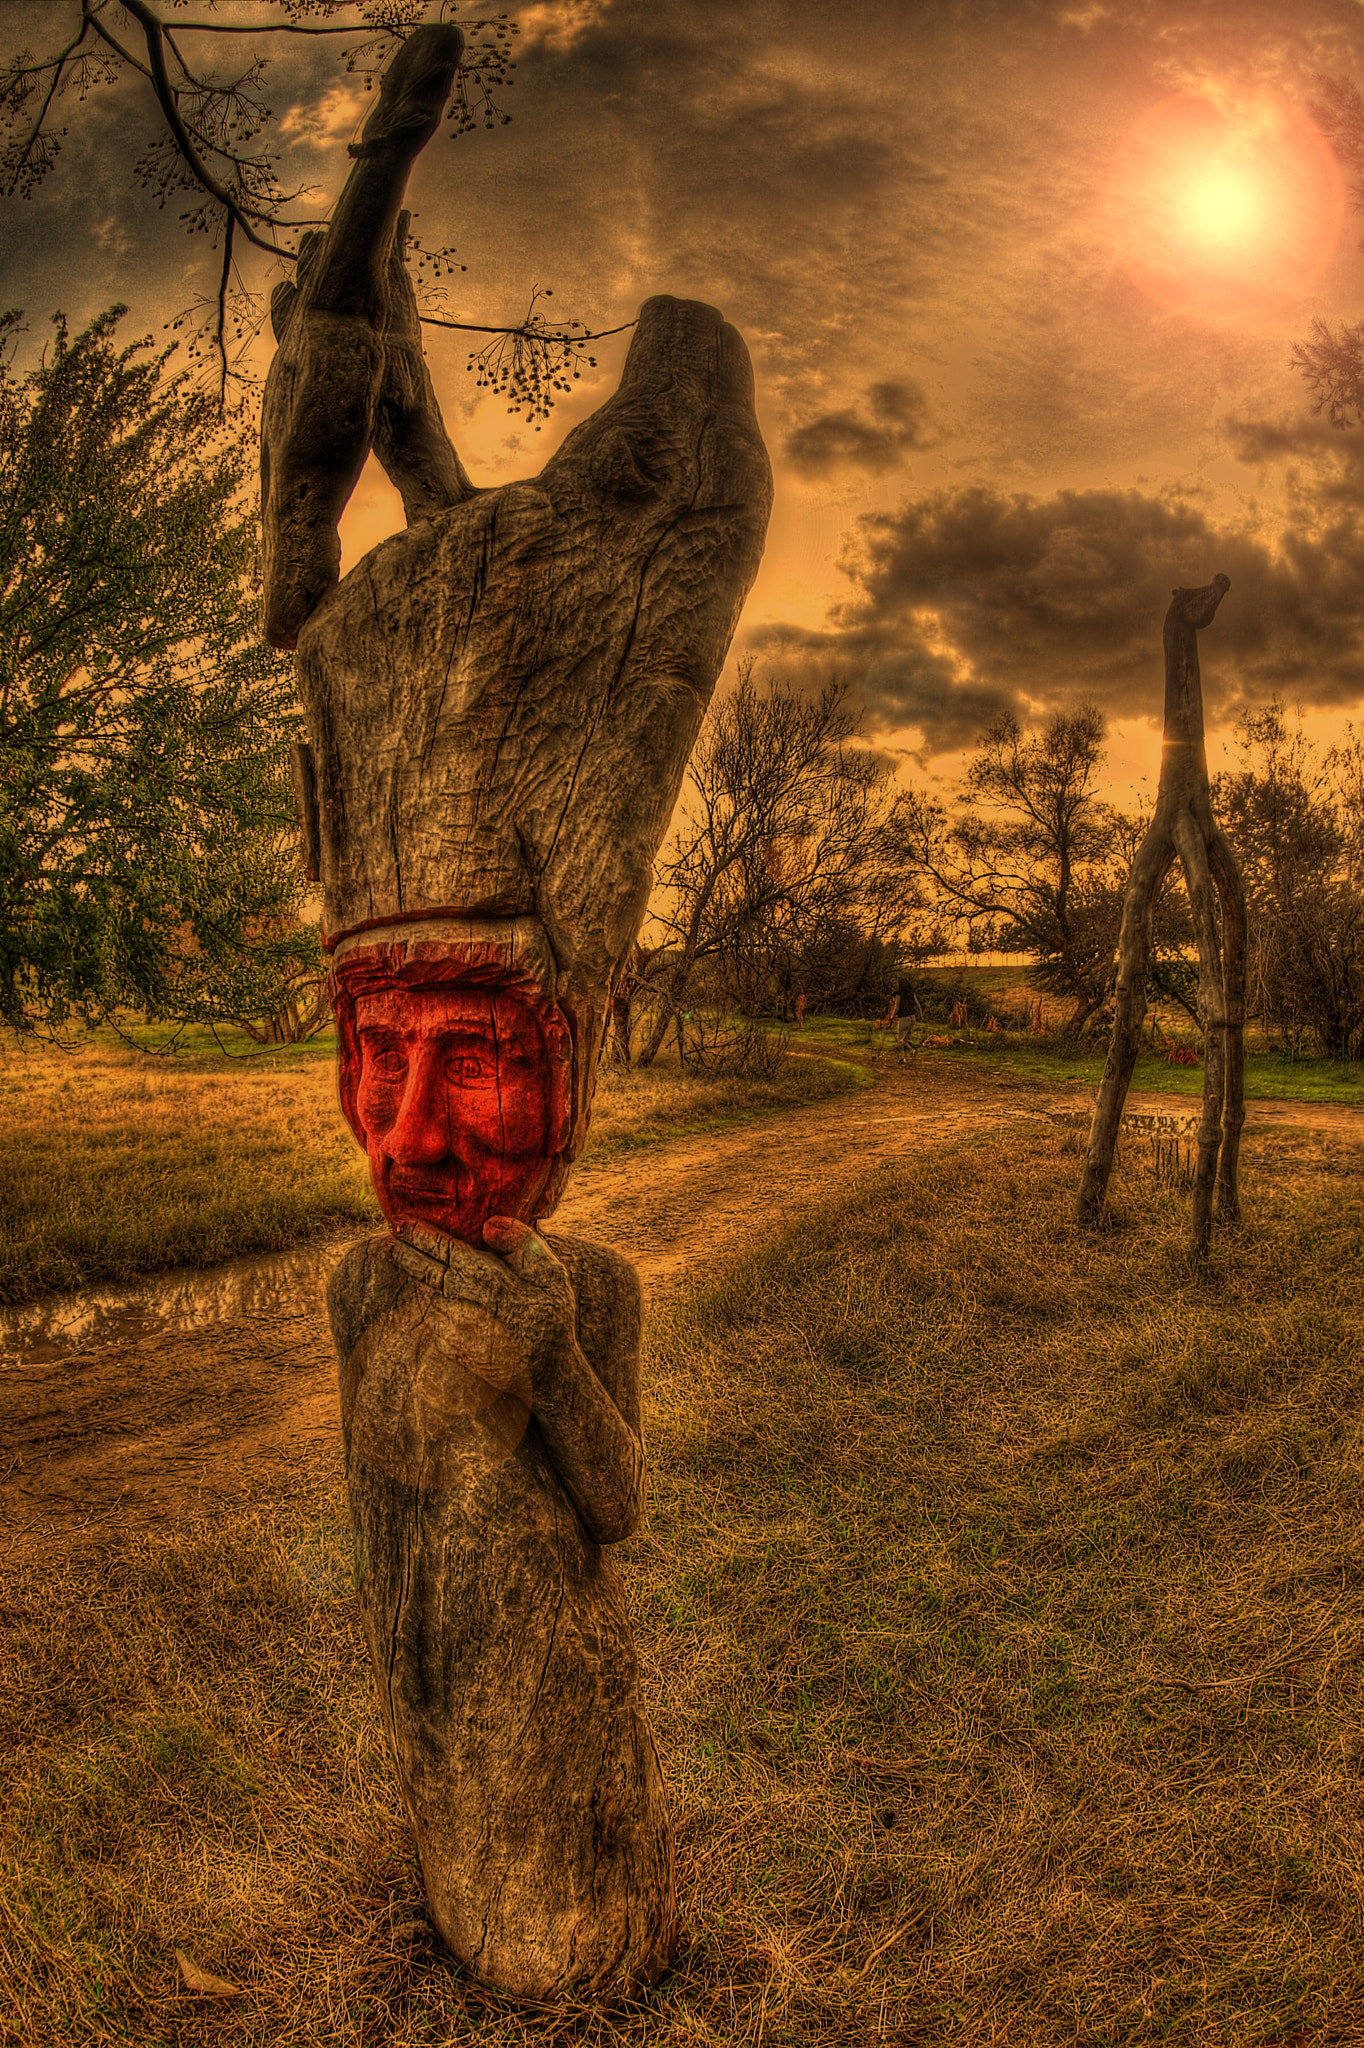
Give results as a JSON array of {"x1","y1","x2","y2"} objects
[
  {"x1": 634, "y1": 664, "x2": 910, "y2": 1066},
  {"x1": 889, "y1": 705, "x2": 1144, "y2": 1036},
  {"x1": 0, "y1": 2, "x2": 630, "y2": 406}
]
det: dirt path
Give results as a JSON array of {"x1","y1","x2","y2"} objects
[{"x1": 3, "y1": 1057, "x2": 1358, "y2": 1561}]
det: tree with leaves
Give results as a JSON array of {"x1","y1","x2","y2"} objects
[
  {"x1": 0, "y1": 1, "x2": 627, "y2": 413},
  {"x1": 1292, "y1": 75, "x2": 1364, "y2": 423},
  {"x1": 635, "y1": 665, "x2": 909, "y2": 1066},
  {"x1": 1216, "y1": 701, "x2": 1364, "y2": 1058},
  {"x1": 0, "y1": 304, "x2": 322, "y2": 1032},
  {"x1": 890, "y1": 706, "x2": 1122, "y2": 1034}
]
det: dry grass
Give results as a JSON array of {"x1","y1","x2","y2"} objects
[
  {"x1": 0, "y1": 1032, "x2": 372, "y2": 1305},
  {"x1": 0, "y1": 1031, "x2": 861, "y2": 1306},
  {"x1": 576, "y1": 1050, "x2": 867, "y2": 1163},
  {"x1": 4, "y1": 1124, "x2": 1363, "y2": 2042}
]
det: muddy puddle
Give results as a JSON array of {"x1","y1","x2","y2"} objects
[{"x1": 0, "y1": 1234, "x2": 360, "y2": 1367}]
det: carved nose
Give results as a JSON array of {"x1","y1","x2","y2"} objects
[{"x1": 385, "y1": 1048, "x2": 451, "y2": 1167}]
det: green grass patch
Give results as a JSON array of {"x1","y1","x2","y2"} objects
[
  {"x1": 0, "y1": 1031, "x2": 863, "y2": 1307},
  {"x1": 935, "y1": 1035, "x2": 1364, "y2": 1103},
  {"x1": 792, "y1": 1012, "x2": 1364, "y2": 1104},
  {"x1": 4, "y1": 1127, "x2": 1363, "y2": 2041}
]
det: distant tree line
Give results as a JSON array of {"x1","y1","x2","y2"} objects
[{"x1": 621, "y1": 672, "x2": 1364, "y2": 1070}]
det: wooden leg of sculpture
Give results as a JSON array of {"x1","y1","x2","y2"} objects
[
  {"x1": 1209, "y1": 825, "x2": 1248, "y2": 1222},
  {"x1": 1174, "y1": 814, "x2": 1227, "y2": 1254},
  {"x1": 1074, "y1": 830, "x2": 1172, "y2": 1226}
]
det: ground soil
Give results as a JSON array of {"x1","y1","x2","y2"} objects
[{"x1": 3, "y1": 1050, "x2": 1361, "y2": 1565}]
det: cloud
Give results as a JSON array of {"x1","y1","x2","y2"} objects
[
  {"x1": 280, "y1": 84, "x2": 365, "y2": 149},
  {"x1": 517, "y1": 1, "x2": 614, "y2": 53},
  {"x1": 1220, "y1": 410, "x2": 1346, "y2": 463},
  {"x1": 745, "y1": 473, "x2": 1364, "y2": 754},
  {"x1": 783, "y1": 379, "x2": 934, "y2": 477}
]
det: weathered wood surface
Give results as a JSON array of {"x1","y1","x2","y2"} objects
[
  {"x1": 260, "y1": 24, "x2": 472, "y2": 650},
  {"x1": 294, "y1": 292, "x2": 769, "y2": 1024},
  {"x1": 1076, "y1": 576, "x2": 1248, "y2": 1248},
  {"x1": 261, "y1": 26, "x2": 770, "y2": 1143},
  {"x1": 258, "y1": 19, "x2": 771, "y2": 2006},
  {"x1": 329, "y1": 1224, "x2": 675, "y2": 2000}
]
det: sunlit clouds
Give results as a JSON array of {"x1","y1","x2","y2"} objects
[
  {"x1": 6, "y1": 0, "x2": 1364, "y2": 797},
  {"x1": 1109, "y1": 88, "x2": 1346, "y2": 318}
]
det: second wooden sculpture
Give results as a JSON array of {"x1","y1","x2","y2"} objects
[{"x1": 1075, "y1": 577, "x2": 1247, "y2": 1251}]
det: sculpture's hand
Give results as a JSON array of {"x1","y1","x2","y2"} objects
[
  {"x1": 260, "y1": 23, "x2": 472, "y2": 648},
  {"x1": 392, "y1": 1220, "x2": 575, "y2": 1378},
  {"x1": 391, "y1": 1220, "x2": 646, "y2": 1544}
]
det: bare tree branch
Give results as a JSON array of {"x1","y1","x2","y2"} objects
[
  {"x1": 120, "y1": 0, "x2": 300, "y2": 249},
  {"x1": 2, "y1": 22, "x2": 92, "y2": 194},
  {"x1": 4, "y1": 6, "x2": 607, "y2": 414}
]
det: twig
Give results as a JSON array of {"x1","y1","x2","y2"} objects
[
  {"x1": 848, "y1": 1906, "x2": 932, "y2": 1981},
  {"x1": 116, "y1": 0, "x2": 302, "y2": 253},
  {"x1": 2, "y1": 23, "x2": 92, "y2": 195},
  {"x1": 420, "y1": 313, "x2": 637, "y2": 343}
]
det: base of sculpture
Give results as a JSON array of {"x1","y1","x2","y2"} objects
[{"x1": 328, "y1": 1230, "x2": 678, "y2": 2001}]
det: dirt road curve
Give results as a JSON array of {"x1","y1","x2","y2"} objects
[{"x1": 2, "y1": 1059, "x2": 1357, "y2": 1560}]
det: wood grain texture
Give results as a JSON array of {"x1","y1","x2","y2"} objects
[
  {"x1": 260, "y1": 26, "x2": 472, "y2": 649},
  {"x1": 258, "y1": 23, "x2": 771, "y2": 2001},
  {"x1": 329, "y1": 1229, "x2": 677, "y2": 2000},
  {"x1": 295, "y1": 293, "x2": 771, "y2": 991}
]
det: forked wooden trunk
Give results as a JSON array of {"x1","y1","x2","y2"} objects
[{"x1": 1075, "y1": 576, "x2": 1247, "y2": 1250}]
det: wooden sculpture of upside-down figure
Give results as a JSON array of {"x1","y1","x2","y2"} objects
[{"x1": 259, "y1": 24, "x2": 771, "y2": 2004}]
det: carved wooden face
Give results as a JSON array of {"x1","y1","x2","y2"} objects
[{"x1": 340, "y1": 984, "x2": 570, "y2": 1243}]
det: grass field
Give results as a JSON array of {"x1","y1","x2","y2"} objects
[
  {"x1": 0, "y1": 1026, "x2": 864, "y2": 1307},
  {"x1": 930, "y1": 1036, "x2": 1364, "y2": 1104},
  {"x1": 800, "y1": 1004, "x2": 1364, "y2": 1106},
  {"x1": 4, "y1": 1123, "x2": 1363, "y2": 2043}
]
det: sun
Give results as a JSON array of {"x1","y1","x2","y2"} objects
[{"x1": 1110, "y1": 88, "x2": 1345, "y2": 320}]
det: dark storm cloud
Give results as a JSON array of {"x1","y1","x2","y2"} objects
[
  {"x1": 1221, "y1": 410, "x2": 1347, "y2": 463},
  {"x1": 783, "y1": 379, "x2": 934, "y2": 477},
  {"x1": 501, "y1": 0, "x2": 967, "y2": 401},
  {"x1": 747, "y1": 471, "x2": 1364, "y2": 752}
]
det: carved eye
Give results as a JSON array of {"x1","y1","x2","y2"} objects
[
  {"x1": 369, "y1": 1047, "x2": 407, "y2": 1082},
  {"x1": 443, "y1": 1054, "x2": 491, "y2": 1086}
]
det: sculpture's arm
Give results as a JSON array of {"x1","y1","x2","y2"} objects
[
  {"x1": 393, "y1": 1223, "x2": 646, "y2": 1546},
  {"x1": 371, "y1": 209, "x2": 475, "y2": 525},
  {"x1": 260, "y1": 22, "x2": 473, "y2": 648}
]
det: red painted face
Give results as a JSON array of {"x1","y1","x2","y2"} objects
[{"x1": 340, "y1": 983, "x2": 569, "y2": 1244}]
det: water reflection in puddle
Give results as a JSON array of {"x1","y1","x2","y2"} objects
[{"x1": 0, "y1": 1235, "x2": 362, "y2": 1366}]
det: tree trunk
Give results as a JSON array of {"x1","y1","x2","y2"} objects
[
  {"x1": 636, "y1": 965, "x2": 687, "y2": 1069},
  {"x1": 1075, "y1": 577, "x2": 1247, "y2": 1251},
  {"x1": 608, "y1": 985, "x2": 633, "y2": 1065}
]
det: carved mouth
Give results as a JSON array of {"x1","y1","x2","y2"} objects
[{"x1": 385, "y1": 1168, "x2": 462, "y2": 1213}]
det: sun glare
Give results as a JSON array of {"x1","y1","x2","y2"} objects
[{"x1": 1110, "y1": 88, "x2": 1345, "y2": 320}]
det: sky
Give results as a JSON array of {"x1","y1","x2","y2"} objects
[{"x1": 5, "y1": 0, "x2": 1364, "y2": 815}]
